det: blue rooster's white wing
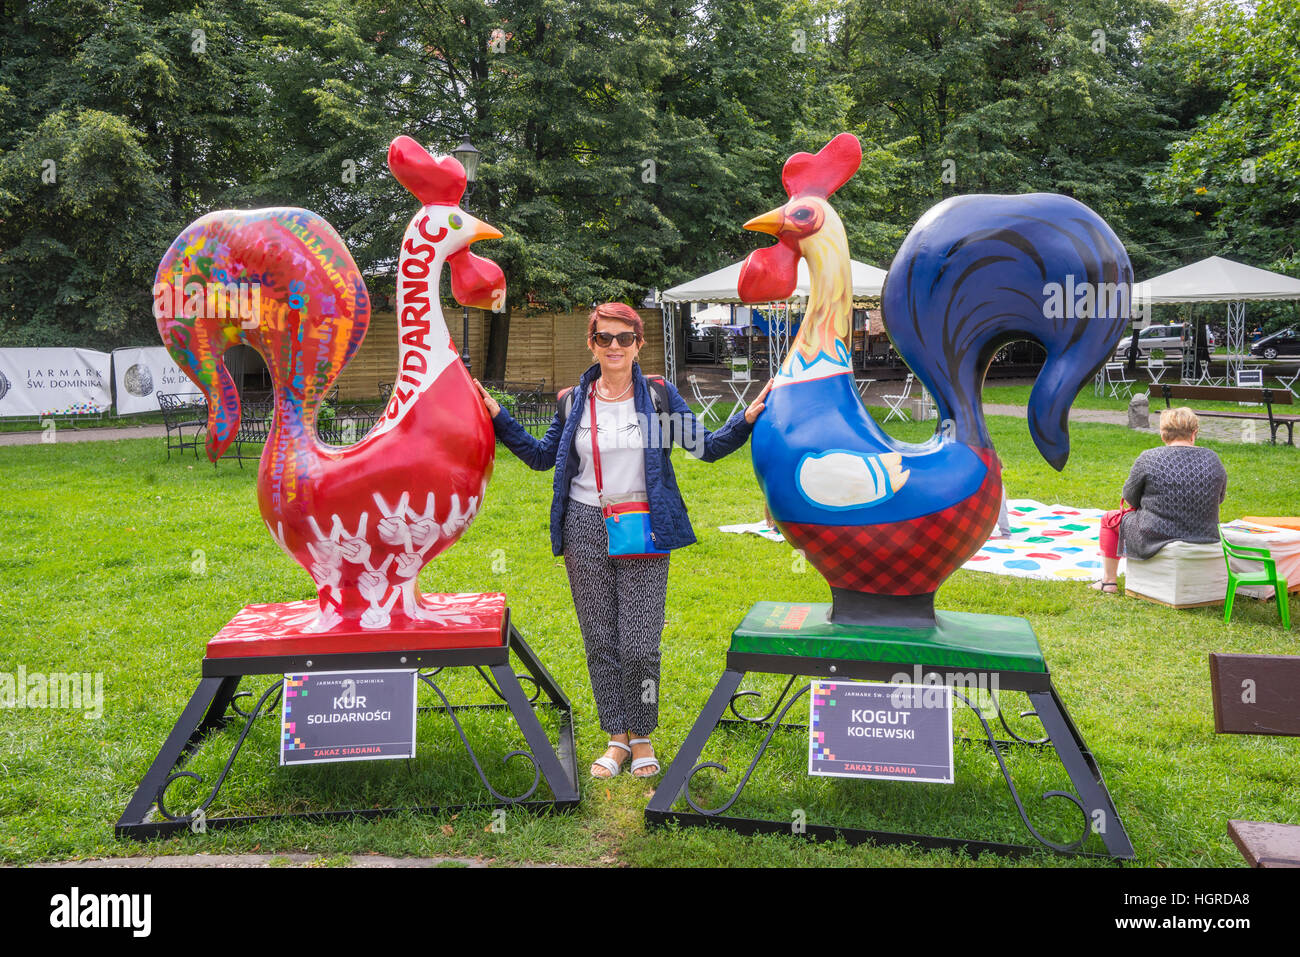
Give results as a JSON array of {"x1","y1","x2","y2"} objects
[{"x1": 797, "y1": 451, "x2": 909, "y2": 510}]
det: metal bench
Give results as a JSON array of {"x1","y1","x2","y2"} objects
[
  {"x1": 157, "y1": 392, "x2": 208, "y2": 461},
  {"x1": 231, "y1": 399, "x2": 273, "y2": 467},
  {"x1": 1149, "y1": 384, "x2": 1298, "y2": 445},
  {"x1": 320, "y1": 405, "x2": 382, "y2": 445},
  {"x1": 480, "y1": 379, "x2": 553, "y2": 437},
  {"x1": 231, "y1": 401, "x2": 385, "y2": 465}
]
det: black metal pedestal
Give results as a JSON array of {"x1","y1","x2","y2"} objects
[
  {"x1": 645, "y1": 652, "x2": 1135, "y2": 860},
  {"x1": 116, "y1": 623, "x2": 579, "y2": 840}
]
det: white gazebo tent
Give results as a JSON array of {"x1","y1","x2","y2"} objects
[
  {"x1": 1136, "y1": 256, "x2": 1300, "y2": 383},
  {"x1": 659, "y1": 258, "x2": 888, "y2": 379}
]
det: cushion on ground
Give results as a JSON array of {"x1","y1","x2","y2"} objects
[
  {"x1": 729, "y1": 601, "x2": 1046, "y2": 673},
  {"x1": 1222, "y1": 520, "x2": 1300, "y2": 599},
  {"x1": 1125, "y1": 540, "x2": 1227, "y2": 608},
  {"x1": 1241, "y1": 516, "x2": 1300, "y2": 532}
]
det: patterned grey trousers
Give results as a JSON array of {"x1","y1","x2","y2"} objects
[{"x1": 562, "y1": 500, "x2": 670, "y2": 736}]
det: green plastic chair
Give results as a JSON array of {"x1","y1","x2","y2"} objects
[{"x1": 1220, "y1": 528, "x2": 1291, "y2": 629}]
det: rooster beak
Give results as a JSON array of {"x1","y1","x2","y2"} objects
[
  {"x1": 465, "y1": 214, "x2": 503, "y2": 243},
  {"x1": 743, "y1": 208, "x2": 785, "y2": 236}
]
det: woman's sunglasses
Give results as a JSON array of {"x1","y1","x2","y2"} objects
[{"x1": 591, "y1": 332, "x2": 639, "y2": 347}]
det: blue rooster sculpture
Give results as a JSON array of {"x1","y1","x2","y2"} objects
[{"x1": 739, "y1": 133, "x2": 1132, "y2": 626}]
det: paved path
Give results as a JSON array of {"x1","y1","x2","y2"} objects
[
  {"x1": 982, "y1": 401, "x2": 1266, "y2": 443},
  {"x1": 981, "y1": 402, "x2": 1129, "y2": 425},
  {"x1": 0, "y1": 424, "x2": 167, "y2": 447}
]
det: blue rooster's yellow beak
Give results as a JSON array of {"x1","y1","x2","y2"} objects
[{"x1": 744, "y1": 208, "x2": 785, "y2": 236}]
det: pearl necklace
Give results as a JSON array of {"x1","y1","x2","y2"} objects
[{"x1": 596, "y1": 378, "x2": 633, "y2": 401}]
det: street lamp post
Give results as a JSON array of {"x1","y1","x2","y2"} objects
[{"x1": 452, "y1": 138, "x2": 482, "y2": 372}]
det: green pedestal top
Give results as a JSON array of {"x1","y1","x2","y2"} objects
[{"x1": 730, "y1": 602, "x2": 1046, "y2": 674}]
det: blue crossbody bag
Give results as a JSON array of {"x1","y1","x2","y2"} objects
[{"x1": 587, "y1": 391, "x2": 668, "y2": 559}]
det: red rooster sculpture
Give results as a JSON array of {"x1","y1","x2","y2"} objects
[
  {"x1": 154, "y1": 136, "x2": 506, "y2": 635},
  {"x1": 740, "y1": 134, "x2": 1130, "y2": 626}
]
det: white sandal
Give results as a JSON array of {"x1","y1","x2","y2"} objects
[
  {"x1": 628, "y1": 738, "x2": 660, "y2": 777},
  {"x1": 590, "y1": 740, "x2": 631, "y2": 779}
]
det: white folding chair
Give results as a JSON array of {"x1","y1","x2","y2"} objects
[
  {"x1": 688, "y1": 374, "x2": 722, "y2": 425},
  {"x1": 1146, "y1": 356, "x2": 1167, "y2": 385},
  {"x1": 882, "y1": 373, "x2": 914, "y2": 423},
  {"x1": 1196, "y1": 360, "x2": 1225, "y2": 387},
  {"x1": 914, "y1": 386, "x2": 937, "y2": 421},
  {"x1": 1278, "y1": 366, "x2": 1300, "y2": 398},
  {"x1": 1104, "y1": 363, "x2": 1135, "y2": 400},
  {"x1": 726, "y1": 359, "x2": 755, "y2": 418}
]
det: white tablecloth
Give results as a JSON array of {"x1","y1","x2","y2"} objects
[{"x1": 1221, "y1": 521, "x2": 1300, "y2": 598}]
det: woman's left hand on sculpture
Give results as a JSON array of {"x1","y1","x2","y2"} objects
[{"x1": 473, "y1": 379, "x2": 500, "y2": 417}]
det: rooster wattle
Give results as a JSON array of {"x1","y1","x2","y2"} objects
[
  {"x1": 740, "y1": 133, "x2": 1131, "y2": 626},
  {"x1": 155, "y1": 135, "x2": 506, "y2": 635}
]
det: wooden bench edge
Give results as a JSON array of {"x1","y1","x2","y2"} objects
[{"x1": 1228, "y1": 819, "x2": 1300, "y2": 868}]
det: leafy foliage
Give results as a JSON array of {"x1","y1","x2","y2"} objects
[
  {"x1": 1, "y1": 0, "x2": 1297, "y2": 351},
  {"x1": 1155, "y1": 0, "x2": 1300, "y2": 283}
]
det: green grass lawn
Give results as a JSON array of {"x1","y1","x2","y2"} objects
[{"x1": 0, "y1": 413, "x2": 1296, "y2": 867}]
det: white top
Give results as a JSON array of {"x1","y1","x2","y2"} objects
[
  {"x1": 660, "y1": 258, "x2": 887, "y2": 303},
  {"x1": 570, "y1": 394, "x2": 647, "y2": 507},
  {"x1": 1137, "y1": 256, "x2": 1300, "y2": 304}
]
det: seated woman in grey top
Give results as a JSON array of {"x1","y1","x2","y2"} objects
[{"x1": 1094, "y1": 407, "x2": 1228, "y2": 594}]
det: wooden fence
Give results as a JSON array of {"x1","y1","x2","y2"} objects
[{"x1": 334, "y1": 308, "x2": 665, "y2": 399}]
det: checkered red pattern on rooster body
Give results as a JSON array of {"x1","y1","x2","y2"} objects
[{"x1": 776, "y1": 447, "x2": 1002, "y2": 595}]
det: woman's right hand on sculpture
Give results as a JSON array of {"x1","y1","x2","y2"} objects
[{"x1": 473, "y1": 378, "x2": 500, "y2": 417}]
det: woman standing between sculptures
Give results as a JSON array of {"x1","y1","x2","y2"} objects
[{"x1": 478, "y1": 302, "x2": 770, "y2": 778}]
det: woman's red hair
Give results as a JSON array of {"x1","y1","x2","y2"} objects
[{"x1": 587, "y1": 302, "x2": 644, "y2": 342}]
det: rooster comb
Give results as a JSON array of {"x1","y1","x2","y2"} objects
[
  {"x1": 388, "y1": 135, "x2": 467, "y2": 206},
  {"x1": 781, "y1": 133, "x2": 862, "y2": 200}
]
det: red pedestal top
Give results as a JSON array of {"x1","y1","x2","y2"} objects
[{"x1": 204, "y1": 592, "x2": 508, "y2": 659}]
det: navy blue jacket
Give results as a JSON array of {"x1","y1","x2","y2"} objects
[{"x1": 492, "y1": 362, "x2": 754, "y2": 555}]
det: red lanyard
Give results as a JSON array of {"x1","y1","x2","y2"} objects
[{"x1": 588, "y1": 391, "x2": 604, "y2": 495}]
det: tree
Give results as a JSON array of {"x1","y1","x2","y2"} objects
[
  {"x1": 0, "y1": 0, "x2": 273, "y2": 346},
  {"x1": 1155, "y1": 0, "x2": 1300, "y2": 297},
  {"x1": 837, "y1": 0, "x2": 1201, "y2": 277}
]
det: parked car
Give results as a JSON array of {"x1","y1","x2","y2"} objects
[
  {"x1": 1114, "y1": 323, "x2": 1215, "y2": 360},
  {"x1": 1250, "y1": 327, "x2": 1300, "y2": 360}
]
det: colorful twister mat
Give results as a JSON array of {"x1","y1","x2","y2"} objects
[
  {"x1": 963, "y1": 499, "x2": 1114, "y2": 582},
  {"x1": 721, "y1": 501, "x2": 1113, "y2": 582}
]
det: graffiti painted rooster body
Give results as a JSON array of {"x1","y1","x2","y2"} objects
[
  {"x1": 739, "y1": 134, "x2": 1131, "y2": 625},
  {"x1": 155, "y1": 136, "x2": 506, "y2": 633}
]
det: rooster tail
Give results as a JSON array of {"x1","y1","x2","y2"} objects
[
  {"x1": 153, "y1": 224, "x2": 248, "y2": 461},
  {"x1": 881, "y1": 194, "x2": 1131, "y2": 470},
  {"x1": 154, "y1": 208, "x2": 370, "y2": 461}
]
